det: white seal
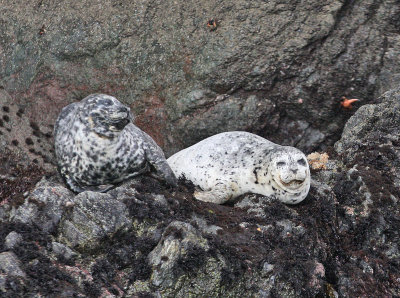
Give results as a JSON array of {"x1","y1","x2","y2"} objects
[
  {"x1": 54, "y1": 94, "x2": 177, "y2": 193},
  {"x1": 167, "y1": 131, "x2": 310, "y2": 204}
]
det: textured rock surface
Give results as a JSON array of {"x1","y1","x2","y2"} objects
[
  {"x1": 59, "y1": 190, "x2": 132, "y2": 251},
  {"x1": 0, "y1": 252, "x2": 26, "y2": 278},
  {"x1": 0, "y1": 1, "x2": 400, "y2": 296},
  {"x1": 1, "y1": 0, "x2": 400, "y2": 166},
  {"x1": 11, "y1": 177, "x2": 74, "y2": 233},
  {"x1": 1, "y1": 81, "x2": 400, "y2": 298}
]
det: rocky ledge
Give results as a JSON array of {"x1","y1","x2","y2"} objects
[{"x1": 0, "y1": 87, "x2": 399, "y2": 297}]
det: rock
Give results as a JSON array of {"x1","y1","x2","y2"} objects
[
  {"x1": 51, "y1": 242, "x2": 77, "y2": 261},
  {"x1": 2, "y1": 1, "x2": 400, "y2": 166},
  {"x1": 148, "y1": 221, "x2": 210, "y2": 288},
  {"x1": 331, "y1": 86, "x2": 400, "y2": 297},
  {"x1": 4, "y1": 231, "x2": 22, "y2": 249},
  {"x1": 234, "y1": 194, "x2": 277, "y2": 218},
  {"x1": 0, "y1": 252, "x2": 26, "y2": 278},
  {"x1": 1, "y1": 74, "x2": 400, "y2": 296},
  {"x1": 59, "y1": 189, "x2": 132, "y2": 251},
  {"x1": 11, "y1": 177, "x2": 74, "y2": 233}
]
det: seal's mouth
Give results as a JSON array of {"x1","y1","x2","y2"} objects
[
  {"x1": 109, "y1": 118, "x2": 130, "y2": 131},
  {"x1": 279, "y1": 178, "x2": 305, "y2": 190}
]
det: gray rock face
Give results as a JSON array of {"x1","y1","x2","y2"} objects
[
  {"x1": 0, "y1": 252, "x2": 26, "y2": 278},
  {"x1": 148, "y1": 221, "x2": 210, "y2": 288},
  {"x1": 1, "y1": 0, "x2": 400, "y2": 167},
  {"x1": 12, "y1": 178, "x2": 74, "y2": 233},
  {"x1": 1, "y1": 79, "x2": 400, "y2": 296},
  {"x1": 4, "y1": 231, "x2": 22, "y2": 250},
  {"x1": 59, "y1": 190, "x2": 132, "y2": 251},
  {"x1": 51, "y1": 242, "x2": 77, "y2": 261},
  {"x1": 335, "y1": 87, "x2": 400, "y2": 165}
]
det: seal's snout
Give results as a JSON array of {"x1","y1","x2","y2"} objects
[
  {"x1": 117, "y1": 106, "x2": 129, "y2": 114},
  {"x1": 113, "y1": 118, "x2": 130, "y2": 130},
  {"x1": 109, "y1": 106, "x2": 130, "y2": 120}
]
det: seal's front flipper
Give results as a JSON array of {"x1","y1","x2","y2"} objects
[
  {"x1": 142, "y1": 135, "x2": 177, "y2": 187},
  {"x1": 194, "y1": 183, "x2": 232, "y2": 205},
  {"x1": 147, "y1": 164, "x2": 177, "y2": 188}
]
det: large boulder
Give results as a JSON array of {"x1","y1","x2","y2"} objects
[{"x1": 1, "y1": 0, "x2": 400, "y2": 167}]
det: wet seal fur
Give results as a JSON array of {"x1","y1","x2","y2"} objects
[
  {"x1": 54, "y1": 94, "x2": 177, "y2": 193},
  {"x1": 167, "y1": 131, "x2": 310, "y2": 204}
]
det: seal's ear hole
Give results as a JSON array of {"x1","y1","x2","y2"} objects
[
  {"x1": 297, "y1": 158, "x2": 306, "y2": 166},
  {"x1": 277, "y1": 161, "x2": 286, "y2": 167}
]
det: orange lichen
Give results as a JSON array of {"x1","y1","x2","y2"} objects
[{"x1": 307, "y1": 152, "x2": 329, "y2": 170}]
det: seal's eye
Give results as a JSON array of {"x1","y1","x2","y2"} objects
[
  {"x1": 297, "y1": 158, "x2": 306, "y2": 166},
  {"x1": 277, "y1": 161, "x2": 286, "y2": 167},
  {"x1": 99, "y1": 99, "x2": 113, "y2": 106}
]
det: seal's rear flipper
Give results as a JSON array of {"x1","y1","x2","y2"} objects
[
  {"x1": 66, "y1": 176, "x2": 114, "y2": 193},
  {"x1": 82, "y1": 184, "x2": 115, "y2": 193}
]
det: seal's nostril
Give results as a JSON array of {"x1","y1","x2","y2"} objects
[
  {"x1": 291, "y1": 169, "x2": 298, "y2": 174},
  {"x1": 117, "y1": 107, "x2": 129, "y2": 114}
]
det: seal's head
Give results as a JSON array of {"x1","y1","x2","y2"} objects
[
  {"x1": 267, "y1": 146, "x2": 310, "y2": 203},
  {"x1": 79, "y1": 94, "x2": 133, "y2": 138}
]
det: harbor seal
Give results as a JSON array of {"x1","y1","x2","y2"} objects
[
  {"x1": 54, "y1": 94, "x2": 177, "y2": 193},
  {"x1": 167, "y1": 131, "x2": 310, "y2": 204}
]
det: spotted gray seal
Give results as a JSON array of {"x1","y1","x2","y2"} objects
[
  {"x1": 167, "y1": 131, "x2": 310, "y2": 204},
  {"x1": 54, "y1": 94, "x2": 177, "y2": 193}
]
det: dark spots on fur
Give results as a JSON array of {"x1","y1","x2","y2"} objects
[
  {"x1": 3, "y1": 115, "x2": 10, "y2": 122},
  {"x1": 25, "y1": 138, "x2": 34, "y2": 145},
  {"x1": 2, "y1": 106, "x2": 9, "y2": 113},
  {"x1": 29, "y1": 148, "x2": 35, "y2": 153},
  {"x1": 253, "y1": 167, "x2": 261, "y2": 184},
  {"x1": 16, "y1": 108, "x2": 24, "y2": 117},
  {"x1": 33, "y1": 130, "x2": 40, "y2": 137},
  {"x1": 44, "y1": 132, "x2": 52, "y2": 138},
  {"x1": 30, "y1": 121, "x2": 40, "y2": 131},
  {"x1": 272, "y1": 186, "x2": 276, "y2": 191},
  {"x1": 93, "y1": 173, "x2": 102, "y2": 180},
  {"x1": 32, "y1": 159, "x2": 38, "y2": 164},
  {"x1": 11, "y1": 139, "x2": 18, "y2": 146},
  {"x1": 97, "y1": 99, "x2": 113, "y2": 106},
  {"x1": 0, "y1": 119, "x2": 3, "y2": 127}
]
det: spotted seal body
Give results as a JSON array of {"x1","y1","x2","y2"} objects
[
  {"x1": 54, "y1": 94, "x2": 177, "y2": 193},
  {"x1": 167, "y1": 131, "x2": 310, "y2": 204}
]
